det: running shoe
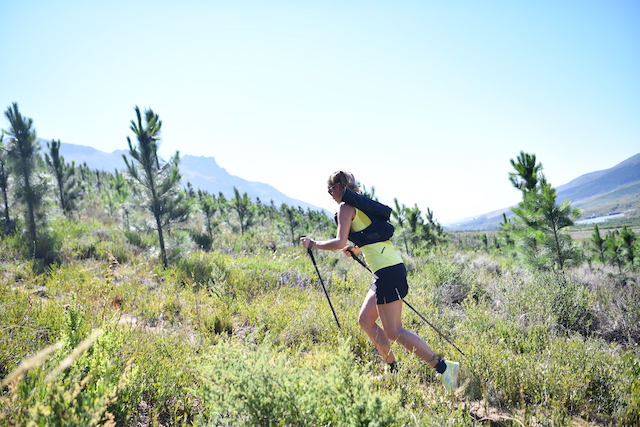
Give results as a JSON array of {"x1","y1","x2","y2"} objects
[{"x1": 438, "y1": 361, "x2": 459, "y2": 392}]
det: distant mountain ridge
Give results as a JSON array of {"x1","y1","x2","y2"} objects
[
  {"x1": 448, "y1": 153, "x2": 640, "y2": 230},
  {"x1": 54, "y1": 141, "x2": 327, "y2": 213},
  {"x1": 557, "y1": 153, "x2": 640, "y2": 203},
  {"x1": 41, "y1": 141, "x2": 640, "y2": 230}
]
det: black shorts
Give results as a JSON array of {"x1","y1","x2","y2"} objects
[{"x1": 370, "y1": 263, "x2": 409, "y2": 305}]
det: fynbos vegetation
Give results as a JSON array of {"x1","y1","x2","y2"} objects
[{"x1": 1, "y1": 104, "x2": 639, "y2": 426}]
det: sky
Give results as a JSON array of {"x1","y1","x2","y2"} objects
[{"x1": 1, "y1": 0, "x2": 638, "y2": 224}]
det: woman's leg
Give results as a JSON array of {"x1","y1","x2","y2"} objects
[
  {"x1": 358, "y1": 290, "x2": 396, "y2": 364},
  {"x1": 377, "y1": 299, "x2": 438, "y2": 367}
]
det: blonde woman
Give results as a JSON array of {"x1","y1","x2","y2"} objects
[{"x1": 300, "y1": 170, "x2": 458, "y2": 392}]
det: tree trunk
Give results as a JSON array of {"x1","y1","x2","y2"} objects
[
  {"x1": 1, "y1": 163, "x2": 9, "y2": 222},
  {"x1": 2, "y1": 188, "x2": 9, "y2": 222},
  {"x1": 552, "y1": 226, "x2": 564, "y2": 271},
  {"x1": 155, "y1": 211, "x2": 167, "y2": 268},
  {"x1": 23, "y1": 173, "x2": 37, "y2": 243}
]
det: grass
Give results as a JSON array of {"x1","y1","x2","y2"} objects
[{"x1": 1, "y1": 217, "x2": 639, "y2": 426}]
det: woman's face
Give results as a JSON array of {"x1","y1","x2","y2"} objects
[{"x1": 328, "y1": 182, "x2": 343, "y2": 204}]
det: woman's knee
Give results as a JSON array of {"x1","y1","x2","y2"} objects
[
  {"x1": 383, "y1": 327, "x2": 403, "y2": 342},
  {"x1": 358, "y1": 311, "x2": 375, "y2": 329}
]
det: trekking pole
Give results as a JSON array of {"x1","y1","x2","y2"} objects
[
  {"x1": 398, "y1": 295, "x2": 466, "y2": 357},
  {"x1": 346, "y1": 249, "x2": 465, "y2": 356},
  {"x1": 306, "y1": 248, "x2": 342, "y2": 329}
]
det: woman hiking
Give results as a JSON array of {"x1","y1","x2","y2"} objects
[{"x1": 300, "y1": 170, "x2": 459, "y2": 392}]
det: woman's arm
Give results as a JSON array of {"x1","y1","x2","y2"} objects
[{"x1": 301, "y1": 203, "x2": 355, "y2": 250}]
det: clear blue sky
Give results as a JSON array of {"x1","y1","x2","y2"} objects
[{"x1": 1, "y1": 0, "x2": 638, "y2": 224}]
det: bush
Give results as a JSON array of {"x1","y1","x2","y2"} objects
[
  {"x1": 173, "y1": 250, "x2": 229, "y2": 294},
  {"x1": 3, "y1": 201, "x2": 640, "y2": 426},
  {"x1": 195, "y1": 339, "x2": 400, "y2": 426},
  {"x1": 0, "y1": 306, "x2": 130, "y2": 426}
]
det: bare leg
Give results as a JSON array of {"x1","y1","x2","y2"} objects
[
  {"x1": 358, "y1": 290, "x2": 396, "y2": 364},
  {"x1": 377, "y1": 299, "x2": 438, "y2": 367}
]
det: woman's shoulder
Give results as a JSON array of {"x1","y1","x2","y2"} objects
[
  {"x1": 337, "y1": 202, "x2": 356, "y2": 220},
  {"x1": 337, "y1": 202, "x2": 356, "y2": 213}
]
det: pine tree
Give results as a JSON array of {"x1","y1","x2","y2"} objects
[
  {"x1": 3, "y1": 103, "x2": 45, "y2": 244},
  {"x1": 280, "y1": 203, "x2": 302, "y2": 246},
  {"x1": 197, "y1": 190, "x2": 218, "y2": 241},
  {"x1": 537, "y1": 184, "x2": 581, "y2": 269},
  {"x1": 591, "y1": 224, "x2": 606, "y2": 263},
  {"x1": 45, "y1": 139, "x2": 82, "y2": 216},
  {"x1": 605, "y1": 231, "x2": 624, "y2": 273},
  {"x1": 359, "y1": 183, "x2": 377, "y2": 200},
  {"x1": 252, "y1": 197, "x2": 266, "y2": 226},
  {"x1": 405, "y1": 204, "x2": 424, "y2": 252},
  {"x1": 105, "y1": 170, "x2": 131, "y2": 226},
  {"x1": 231, "y1": 187, "x2": 255, "y2": 235},
  {"x1": 481, "y1": 234, "x2": 489, "y2": 252},
  {"x1": 619, "y1": 226, "x2": 637, "y2": 270},
  {"x1": 405, "y1": 204, "x2": 422, "y2": 234},
  {"x1": 0, "y1": 131, "x2": 12, "y2": 231},
  {"x1": 421, "y1": 207, "x2": 446, "y2": 248},
  {"x1": 509, "y1": 151, "x2": 543, "y2": 193},
  {"x1": 511, "y1": 183, "x2": 581, "y2": 270},
  {"x1": 123, "y1": 106, "x2": 190, "y2": 268},
  {"x1": 498, "y1": 212, "x2": 515, "y2": 248},
  {"x1": 508, "y1": 152, "x2": 580, "y2": 270},
  {"x1": 392, "y1": 198, "x2": 410, "y2": 254}
]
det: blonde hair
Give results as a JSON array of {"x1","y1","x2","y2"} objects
[{"x1": 327, "y1": 170, "x2": 360, "y2": 193}]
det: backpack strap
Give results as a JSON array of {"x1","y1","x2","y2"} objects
[
  {"x1": 333, "y1": 211, "x2": 395, "y2": 247},
  {"x1": 340, "y1": 188, "x2": 392, "y2": 221},
  {"x1": 337, "y1": 189, "x2": 395, "y2": 246}
]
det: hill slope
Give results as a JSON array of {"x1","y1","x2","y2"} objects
[
  {"x1": 448, "y1": 153, "x2": 640, "y2": 230},
  {"x1": 57, "y1": 142, "x2": 326, "y2": 212},
  {"x1": 557, "y1": 153, "x2": 640, "y2": 215}
]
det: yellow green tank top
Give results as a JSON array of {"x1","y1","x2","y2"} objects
[{"x1": 350, "y1": 208, "x2": 403, "y2": 272}]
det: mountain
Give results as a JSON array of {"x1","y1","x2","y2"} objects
[
  {"x1": 556, "y1": 153, "x2": 640, "y2": 214},
  {"x1": 43, "y1": 141, "x2": 640, "y2": 229},
  {"x1": 55, "y1": 141, "x2": 327, "y2": 213},
  {"x1": 54, "y1": 141, "x2": 130, "y2": 173},
  {"x1": 448, "y1": 153, "x2": 640, "y2": 231}
]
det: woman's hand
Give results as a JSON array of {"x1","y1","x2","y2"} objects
[
  {"x1": 301, "y1": 203, "x2": 355, "y2": 251},
  {"x1": 341, "y1": 245, "x2": 361, "y2": 257},
  {"x1": 300, "y1": 236, "x2": 315, "y2": 249}
]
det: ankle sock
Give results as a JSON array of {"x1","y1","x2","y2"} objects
[{"x1": 434, "y1": 358, "x2": 446, "y2": 374}]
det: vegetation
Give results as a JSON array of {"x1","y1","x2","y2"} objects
[
  {"x1": 123, "y1": 106, "x2": 191, "y2": 268},
  {"x1": 1, "y1": 105, "x2": 639, "y2": 426},
  {"x1": 45, "y1": 138, "x2": 82, "y2": 216},
  {"x1": 3, "y1": 103, "x2": 46, "y2": 246},
  {"x1": 0, "y1": 131, "x2": 12, "y2": 229},
  {"x1": 508, "y1": 151, "x2": 543, "y2": 194}
]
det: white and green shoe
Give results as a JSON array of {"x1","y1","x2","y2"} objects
[{"x1": 438, "y1": 361, "x2": 459, "y2": 392}]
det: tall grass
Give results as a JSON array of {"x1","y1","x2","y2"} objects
[{"x1": 1, "y1": 222, "x2": 639, "y2": 426}]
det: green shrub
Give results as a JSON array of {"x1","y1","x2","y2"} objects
[
  {"x1": 2, "y1": 204, "x2": 638, "y2": 426},
  {"x1": 201, "y1": 312, "x2": 233, "y2": 337},
  {"x1": 459, "y1": 290, "x2": 634, "y2": 420},
  {"x1": 195, "y1": 339, "x2": 400, "y2": 426},
  {"x1": 173, "y1": 250, "x2": 229, "y2": 295},
  {"x1": 616, "y1": 350, "x2": 640, "y2": 425},
  {"x1": 122, "y1": 331, "x2": 199, "y2": 425},
  {"x1": 1, "y1": 321, "x2": 132, "y2": 426},
  {"x1": 0, "y1": 227, "x2": 64, "y2": 269},
  {"x1": 123, "y1": 230, "x2": 153, "y2": 249},
  {"x1": 189, "y1": 230, "x2": 213, "y2": 251},
  {"x1": 551, "y1": 279, "x2": 594, "y2": 335}
]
